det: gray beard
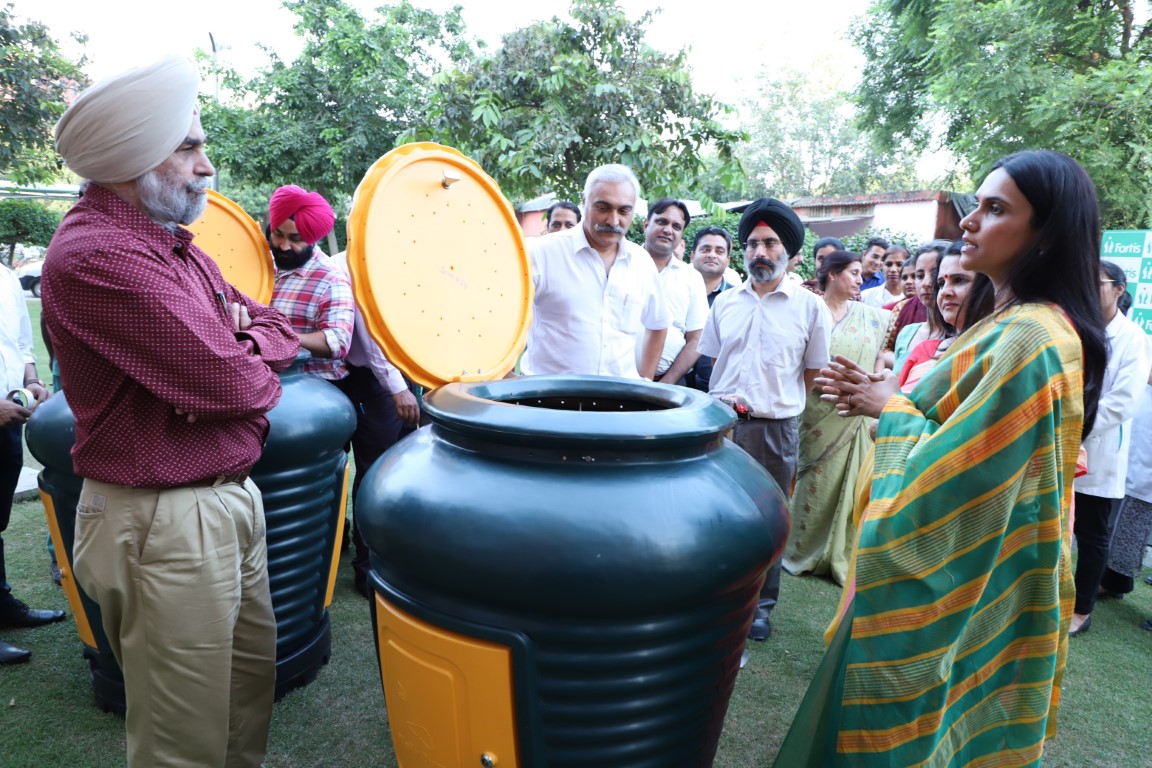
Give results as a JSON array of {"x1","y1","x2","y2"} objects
[
  {"x1": 749, "y1": 257, "x2": 785, "y2": 284},
  {"x1": 137, "y1": 170, "x2": 208, "y2": 227}
]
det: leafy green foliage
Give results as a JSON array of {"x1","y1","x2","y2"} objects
[
  {"x1": 0, "y1": 5, "x2": 87, "y2": 184},
  {"x1": 737, "y1": 64, "x2": 922, "y2": 199},
  {"x1": 201, "y1": 0, "x2": 469, "y2": 202},
  {"x1": 853, "y1": 0, "x2": 1152, "y2": 227},
  {"x1": 403, "y1": 0, "x2": 745, "y2": 203},
  {"x1": 0, "y1": 199, "x2": 60, "y2": 264}
]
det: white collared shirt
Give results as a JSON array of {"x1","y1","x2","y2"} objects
[
  {"x1": 698, "y1": 277, "x2": 831, "y2": 418},
  {"x1": 523, "y1": 225, "x2": 669, "y2": 378},
  {"x1": 644, "y1": 256, "x2": 708, "y2": 373},
  {"x1": 0, "y1": 266, "x2": 34, "y2": 392},
  {"x1": 1076, "y1": 312, "x2": 1151, "y2": 498},
  {"x1": 860, "y1": 284, "x2": 902, "y2": 308}
]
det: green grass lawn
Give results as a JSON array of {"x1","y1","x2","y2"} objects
[
  {"x1": 26, "y1": 298, "x2": 48, "y2": 382},
  {"x1": 3, "y1": 490, "x2": 1150, "y2": 767},
  {"x1": 7, "y1": 299, "x2": 1151, "y2": 766}
]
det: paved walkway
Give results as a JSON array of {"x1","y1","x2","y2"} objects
[{"x1": 15, "y1": 465, "x2": 40, "y2": 502}]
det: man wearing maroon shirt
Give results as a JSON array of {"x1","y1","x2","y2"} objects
[{"x1": 43, "y1": 57, "x2": 299, "y2": 768}]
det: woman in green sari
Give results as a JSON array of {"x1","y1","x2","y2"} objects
[
  {"x1": 784, "y1": 251, "x2": 888, "y2": 584},
  {"x1": 774, "y1": 150, "x2": 1108, "y2": 768}
]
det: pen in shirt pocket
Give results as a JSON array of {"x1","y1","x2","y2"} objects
[{"x1": 216, "y1": 291, "x2": 229, "y2": 314}]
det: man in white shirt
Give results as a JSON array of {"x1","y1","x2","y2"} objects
[
  {"x1": 641, "y1": 198, "x2": 708, "y2": 385},
  {"x1": 0, "y1": 263, "x2": 59, "y2": 664},
  {"x1": 698, "y1": 198, "x2": 831, "y2": 640},
  {"x1": 522, "y1": 164, "x2": 669, "y2": 379}
]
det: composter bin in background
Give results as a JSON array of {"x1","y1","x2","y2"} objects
[
  {"x1": 26, "y1": 359, "x2": 357, "y2": 713},
  {"x1": 358, "y1": 375, "x2": 791, "y2": 767}
]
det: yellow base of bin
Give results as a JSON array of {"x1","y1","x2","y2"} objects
[{"x1": 376, "y1": 594, "x2": 519, "y2": 767}]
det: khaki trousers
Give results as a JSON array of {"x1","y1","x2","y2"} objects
[{"x1": 74, "y1": 478, "x2": 276, "y2": 768}]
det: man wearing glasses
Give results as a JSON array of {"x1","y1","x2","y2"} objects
[{"x1": 697, "y1": 198, "x2": 830, "y2": 640}]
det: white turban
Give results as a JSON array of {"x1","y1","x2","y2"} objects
[{"x1": 55, "y1": 56, "x2": 201, "y2": 184}]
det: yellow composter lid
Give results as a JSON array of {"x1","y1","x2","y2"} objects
[
  {"x1": 187, "y1": 189, "x2": 275, "y2": 305},
  {"x1": 346, "y1": 142, "x2": 533, "y2": 389}
]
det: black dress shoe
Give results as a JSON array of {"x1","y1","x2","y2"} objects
[
  {"x1": 1141, "y1": 619, "x2": 1152, "y2": 632},
  {"x1": 0, "y1": 596, "x2": 66, "y2": 629},
  {"x1": 1068, "y1": 616, "x2": 1092, "y2": 637},
  {"x1": 0, "y1": 640, "x2": 31, "y2": 664},
  {"x1": 1145, "y1": 574, "x2": 1152, "y2": 586},
  {"x1": 748, "y1": 605, "x2": 772, "y2": 641}
]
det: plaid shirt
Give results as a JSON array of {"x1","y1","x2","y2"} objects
[{"x1": 272, "y1": 254, "x2": 355, "y2": 380}]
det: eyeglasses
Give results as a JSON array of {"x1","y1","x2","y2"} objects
[{"x1": 744, "y1": 238, "x2": 782, "y2": 252}]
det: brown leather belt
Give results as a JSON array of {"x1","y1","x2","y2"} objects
[{"x1": 190, "y1": 470, "x2": 251, "y2": 487}]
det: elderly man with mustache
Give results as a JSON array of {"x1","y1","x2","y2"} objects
[
  {"x1": 43, "y1": 56, "x2": 299, "y2": 767},
  {"x1": 521, "y1": 164, "x2": 669, "y2": 379},
  {"x1": 697, "y1": 198, "x2": 831, "y2": 640}
]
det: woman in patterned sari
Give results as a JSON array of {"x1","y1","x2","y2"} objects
[
  {"x1": 774, "y1": 150, "x2": 1107, "y2": 768},
  {"x1": 784, "y1": 251, "x2": 889, "y2": 584}
]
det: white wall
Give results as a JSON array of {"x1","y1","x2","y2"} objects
[{"x1": 870, "y1": 201, "x2": 939, "y2": 243}]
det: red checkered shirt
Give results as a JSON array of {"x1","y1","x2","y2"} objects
[
  {"x1": 271, "y1": 255, "x2": 355, "y2": 380},
  {"x1": 42, "y1": 184, "x2": 300, "y2": 488}
]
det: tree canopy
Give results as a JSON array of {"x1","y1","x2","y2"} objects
[
  {"x1": 202, "y1": 0, "x2": 470, "y2": 201},
  {"x1": 0, "y1": 5, "x2": 87, "y2": 184},
  {"x1": 403, "y1": 0, "x2": 744, "y2": 203},
  {"x1": 0, "y1": 199, "x2": 60, "y2": 264},
  {"x1": 736, "y1": 63, "x2": 923, "y2": 199},
  {"x1": 854, "y1": 0, "x2": 1152, "y2": 227}
]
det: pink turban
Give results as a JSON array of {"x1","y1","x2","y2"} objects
[{"x1": 268, "y1": 185, "x2": 335, "y2": 245}]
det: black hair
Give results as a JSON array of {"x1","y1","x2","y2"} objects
[
  {"x1": 1101, "y1": 261, "x2": 1131, "y2": 317},
  {"x1": 546, "y1": 200, "x2": 581, "y2": 223},
  {"x1": 865, "y1": 236, "x2": 890, "y2": 251},
  {"x1": 1100, "y1": 260, "x2": 1127, "y2": 289},
  {"x1": 885, "y1": 245, "x2": 910, "y2": 263},
  {"x1": 1118, "y1": 290, "x2": 1133, "y2": 316},
  {"x1": 646, "y1": 198, "x2": 691, "y2": 225},
  {"x1": 692, "y1": 226, "x2": 732, "y2": 253},
  {"x1": 992, "y1": 149, "x2": 1107, "y2": 437},
  {"x1": 937, "y1": 241, "x2": 994, "y2": 335},
  {"x1": 817, "y1": 250, "x2": 861, "y2": 291},
  {"x1": 812, "y1": 237, "x2": 844, "y2": 257},
  {"x1": 913, "y1": 239, "x2": 951, "y2": 265}
]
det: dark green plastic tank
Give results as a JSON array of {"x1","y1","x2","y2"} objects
[
  {"x1": 26, "y1": 357, "x2": 356, "y2": 713},
  {"x1": 359, "y1": 375, "x2": 790, "y2": 767}
]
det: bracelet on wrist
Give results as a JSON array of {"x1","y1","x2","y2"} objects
[{"x1": 24, "y1": 379, "x2": 44, "y2": 387}]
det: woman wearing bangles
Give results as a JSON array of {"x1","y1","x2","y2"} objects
[{"x1": 773, "y1": 150, "x2": 1107, "y2": 768}]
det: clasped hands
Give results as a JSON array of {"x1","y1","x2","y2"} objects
[{"x1": 815, "y1": 354, "x2": 900, "y2": 420}]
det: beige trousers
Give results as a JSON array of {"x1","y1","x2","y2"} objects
[{"x1": 74, "y1": 477, "x2": 276, "y2": 768}]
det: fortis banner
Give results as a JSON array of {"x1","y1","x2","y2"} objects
[{"x1": 1101, "y1": 230, "x2": 1152, "y2": 335}]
